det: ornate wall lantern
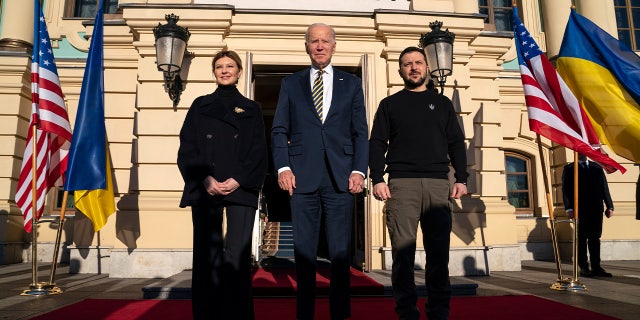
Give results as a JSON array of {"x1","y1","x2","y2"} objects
[
  {"x1": 153, "y1": 14, "x2": 190, "y2": 106},
  {"x1": 419, "y1": 21, "x2": 455, "y2": 94}
]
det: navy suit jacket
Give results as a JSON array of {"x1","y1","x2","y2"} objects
[
  {"x1": 562, "y1": 162, "x2": 613, "y2": 220},
  {"x1": 271, "y1": 67, "x2": 368, "y2": 193}
]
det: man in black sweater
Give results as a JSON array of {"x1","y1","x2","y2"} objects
[{"x1": 369, "y1": 46, "x2": 468, "y2": 320}]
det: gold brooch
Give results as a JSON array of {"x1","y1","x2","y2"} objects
[{"x1": 234, "y1": 107, "x2": 245, "y2": 114}]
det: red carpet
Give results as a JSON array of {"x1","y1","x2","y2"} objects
[
  {"x1": 31, "y1": 295, "x2": 619, "y2": 320},
  {"x1": 252, "y1": 266, "x2": 384, "y2": 296}
]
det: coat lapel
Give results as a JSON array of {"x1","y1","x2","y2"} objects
[
  {"x1": 326, "y1": 69, "x2": 345, "y2": 122},
  {"x1": 197, "y1": 94, "x2": 239, "y2": 129},
  {"x1": 299, "y1": 68, "x2": 325, "y2": 122}
]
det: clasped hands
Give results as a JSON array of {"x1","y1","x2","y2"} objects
[
  {"x1": 277, "y1": 170, "x2": 365, "y2": 196},
  {"x1": 203, "y1": 176, "x2": 240, "y2": 196}
]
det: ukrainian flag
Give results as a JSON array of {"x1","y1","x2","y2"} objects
[
  {"x1": 64, "y1": 1, "x2": 115, "y2": 232},
  {"x1": 557, "y1": 9, "x2": 640, "y2": 163}
]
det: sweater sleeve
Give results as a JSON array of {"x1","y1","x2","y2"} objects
[
  {"x1": 369, "y1": 99, "x2": 390, "y2": 184},
  {"x1": 445, "y1": 99, "x2": 468, "y2": 183}
]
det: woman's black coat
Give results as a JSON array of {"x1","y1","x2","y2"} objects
[{"x1": 177, "y1": 86, "x2": 268, "y2": 208}]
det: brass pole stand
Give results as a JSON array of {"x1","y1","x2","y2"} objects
[
  {"x1": 21, "y1": 220, "x2": 63, "y2": 296},
  {"x1": 21, "y1": 124, "x2": 63, "y2": 296},
  {"x1": 550, "y1": 218, "x2": 587, "y2": 291}
]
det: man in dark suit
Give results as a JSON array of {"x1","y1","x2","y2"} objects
[
  {"x1": 271, "y1": 23, "x2": 369, "y2": 320},
  {"x1": 562, "y1": 154, "x2": 614, "y2": 277}
]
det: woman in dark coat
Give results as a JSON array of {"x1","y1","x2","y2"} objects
[{"x1": 177, "y1": 50, "x2": 268, "y2": 320}]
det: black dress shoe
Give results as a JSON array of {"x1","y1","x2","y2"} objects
[
  {"x1": 579, "y1": 269, "x2": 593, "y2": 277},
  {"x1": 592, "y1": 268, "x2": 612, "y2": 277}
]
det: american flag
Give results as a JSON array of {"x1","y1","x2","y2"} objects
[
  {"x1": 513, "y1": 8, "x2": 625, "y2": 174},
  {"x1": 15, "y1": 2, "x2": 72, "y2": 232}
]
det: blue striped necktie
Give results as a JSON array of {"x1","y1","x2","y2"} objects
[{"x1": 312, "y1": 70, "x2": 324, "y2": 120}]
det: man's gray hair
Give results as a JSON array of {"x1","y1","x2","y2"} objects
[{"x1": 305, "y1": 23, "x2": 336, "y2": 43}]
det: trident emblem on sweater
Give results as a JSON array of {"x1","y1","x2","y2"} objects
[{"x1": 428, "y1": 104, "x2": 435, "y2": 110}]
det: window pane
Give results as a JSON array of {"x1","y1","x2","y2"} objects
[
  {"x1": 616, "y1": 8, "x2": 630, "y2": 28},
  {"x1": 493, "y1": 0, "x2": 511, "y2": 7},
  {"x1": 614, "y1": 0, "x2": 627, "y2": 6},
  {"x1": 494, "y1": 8, "x2": 514, "y2": 31},
  {"x1": 632, "y1": 8, "x2": 640, "y2": 26},
  {"x1": 635, "y1": 29, "x2": 640, "y2": 49},
  {"x1": 508, "y1": 192, "x2": 530, "y2": 208},
  {"x1": 505, "y1": 156, "x2": 526, "y2": 172},
  {"x1": 75, "y1": 0, "x2": 118, "y2": 17},
  {"x1": 479, "y1": 8, "x2": 490, "y2": 24},
  {"x1": 632, "y1": 0, "x2": 640, "y2": 7},
  {"x1": 56, "y1": 189, "x2": 75, "y2": 209},
  {"x1": 75, "y1": 0, "x2": 97, "y2": 17},
  {"x1": 478, "y1": 0, "x2": 489, "y2": 7},
  {"x1": 106, "y1": 0, "x2": 119, "y2": 14},
  {"x1": 507, "y1": 175, "x2": 528, "y2": 190},
  {"x1": 619, "y1": 30, "x2": 632, "y2": 48}
]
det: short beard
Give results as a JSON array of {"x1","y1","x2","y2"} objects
[{"x1": 402, "y1": 75, "x2": 426, "y2": 89}]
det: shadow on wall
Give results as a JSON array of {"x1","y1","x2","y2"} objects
[
  {"x1": 462, "y1": 255, "x2": 484, "y2": 275},
  {"x1": 524, "y1": 215, "x2": 573, "y2": 263}
]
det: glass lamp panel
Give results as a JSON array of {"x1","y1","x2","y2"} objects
[
  {"x1": 155, "y1": 37, "x2": 186, "y2": 74},
  {"x1": 425, "y1": 42, "x2": 452, "y2": 79}
]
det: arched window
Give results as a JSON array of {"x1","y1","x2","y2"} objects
[
  {"x1": 614, "y1": 0, "x2": 640, "y2": 50},
  {"x1": 505, "y1": 152, "x2": 534, "y2": 214}
]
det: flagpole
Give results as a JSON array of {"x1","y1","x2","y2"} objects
[
  {"x1": 570, "y1": 151, "x2": 586, "y2": 289},
  {"x1": 535, "y1": 135, "x2": 569, "y2": 289},
  {"x1": 550, "y1": 149, "x2": 586, "y2": 291},
  {"x1": 22, "y1": 124, "x2": 61, "y2": 296},
  {"x1": 26, "y1": 123, "x2": 40, "y2": 293},
  {"x1": 47, "y1": 191, "x2": 69, "y2": 291}
]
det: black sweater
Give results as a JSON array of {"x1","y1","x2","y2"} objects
[{"x1": 369, "y1": 89, "x2": 468, "y2": 185}]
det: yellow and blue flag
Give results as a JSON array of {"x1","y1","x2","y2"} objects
[
  {"x1": 557, "y1": 9, "x2": 640, "y2": 163},
  {"x1": 64, "y1": 1, "x2": 115, "y2": 232}
]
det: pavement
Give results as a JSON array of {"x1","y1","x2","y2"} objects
[{"x1": 1, "y1": 260, "x2": 639, "y2": 319}]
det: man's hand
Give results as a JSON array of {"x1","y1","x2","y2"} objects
[
  {"x1": 451, "y1": 182, "x2": 467, "y2": 199},
  {"x1": 278, "y1": 170, "x2": 296, "y2": 196},
  {"x1": 372, "y1": 182, "x2": 391, "y2": 201},
  {"x1": 348, "y1": 173, "x2": 365, "y2": 194},
  {"x1": 605, "y1": 209, "x2": 613, "y2": 218}
]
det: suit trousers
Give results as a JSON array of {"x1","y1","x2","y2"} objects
[
  {"x1": 191, "y1": 202, "x2": 256, "y2": 320},
  {"x1": 290, "y1": 157, "x2": 354, "y2": 320},
  {"x1": 385, "y1": 178, "x2": 452, "y2": 320},
  {"x1": 578, "y1": 213, "x2": 604, "y2": 270}
]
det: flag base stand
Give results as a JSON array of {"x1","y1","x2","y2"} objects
[
  {"x1": 21, "y1": 282, "x2": 63, "y2": 296},
  {"x1": 550, "y1": 278, "x2": 587, "y2": 291}
]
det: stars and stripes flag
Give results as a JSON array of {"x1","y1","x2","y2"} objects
[
  {"x1": 15, "y1": 1, "x2": 72, "y2": 233},
  {"x1": 513, "y1": 7, "x2": 625, "y2": 174}
]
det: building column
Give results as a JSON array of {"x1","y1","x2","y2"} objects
[
  {"x1": 410, "y1": 0, "x2": 454, "y2": 12},
  {"x1": 540, "y1": 0, "x2": 572, "y2": 58},
  {"x1": 452, "y1": 0, "x2": 478, "y2": 13},
  {"x1": 0, "y1": 0, "x2": 34, "y2": 52},
  {"x1": 576, "y1": 0, "x2": 618, "y2": 37},
  {"x1": 0, "y1": 0, "x2": 36, "y2": 264}
]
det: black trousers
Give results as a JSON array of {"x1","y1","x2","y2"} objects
[
  {"x1": 578, "y1": 213, "x2": 604, "y2": 270},
  {"x1": 290, "y1": 158, "x2": 354, "y2": 320},
  {"x1": 385, "y1": 178, "x2": 452, "y2": 320},
  {"x1": 191, "y1": 203, "x2": 256, "y2": 320}
]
